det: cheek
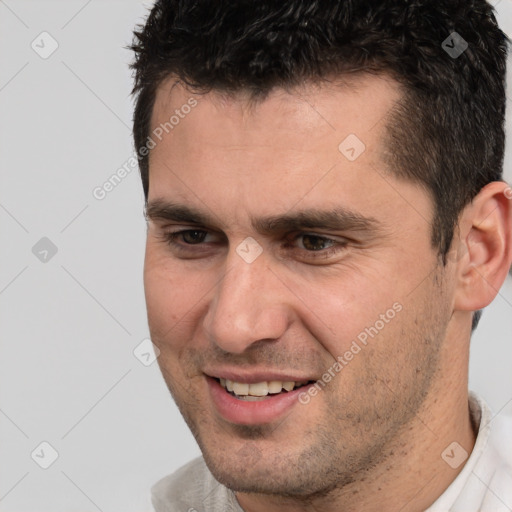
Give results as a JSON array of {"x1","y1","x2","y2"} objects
[
  {"x1": 288, "y1": 266, "x2": 405, "y2": 361},
  {"x1": 144, "y1": 267, "x2": 178, "y2": 331},
  {"x1": 143, "y1": 245, "x2": 232, "y2": 363},
  {"x1": 143, "y1": 248, "x2": 206, "y2": 344}
]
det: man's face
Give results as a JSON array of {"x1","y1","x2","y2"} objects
[{"x1": 144, "y1": 76, "x2": 454, "y2": 496}]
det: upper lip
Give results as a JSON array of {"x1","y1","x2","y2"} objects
[{"x1": 204, "y1": 368, "x2": 316, "y2": 384}]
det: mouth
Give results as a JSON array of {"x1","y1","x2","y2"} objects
[
  {"x1": 206, "y1": 375, "x2": 317, "y2": 425},
  {"x1": 216, "y1": 378, "x2": 315, "y2": 401}
]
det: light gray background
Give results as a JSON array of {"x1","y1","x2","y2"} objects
[{"x1": 0, "y1": 1, "x2": 511, "y2": 511}]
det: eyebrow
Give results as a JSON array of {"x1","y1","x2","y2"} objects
[
  {"x1": 252, "y1": 209, "x2": 382, "y2": 235},
  {"x1": 145, "y1": 199, "x2": 383, "y2": 235},
  {"x1": 146, "y1": 200, "x2": 214, "y2": 226}
]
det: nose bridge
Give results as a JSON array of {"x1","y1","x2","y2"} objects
[{"x1": 204, "y1": 251, "x2": 288, "y2": 353}]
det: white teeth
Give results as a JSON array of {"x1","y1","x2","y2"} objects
[
  {"x1": 268, "y1": 381, "x2": 283, "y2": 394},
  {"x1": 248, "y1": 382, "x2": 269, "y2": 396},
  {"x1": 232, "y1": 382, "x2": 249, "y2": 395},
  {"x1": 220, "y1": 379, "x2": 309, "y2": 396},
  {"x1": 282, "y1": 381, "x2": 295, "y2": 392}
]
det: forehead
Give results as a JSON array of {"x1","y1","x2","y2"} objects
[
  {"x1": 146, "y1": 75, "x2": 429, "y2": 228},
  {"x1": 150, "y1": 74, "x2": 403, "y2": 145}
]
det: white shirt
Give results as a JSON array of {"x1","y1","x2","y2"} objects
[
  {"x1": 152, "y1": 393, "x2": 512, "y2": 512},
  {"x1": 426, "y1": 393, "x2": 512, "y2": 512}
]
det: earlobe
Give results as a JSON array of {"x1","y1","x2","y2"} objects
[{"x1": 454, "y1": 181, "x2": 512, "y2": 312}]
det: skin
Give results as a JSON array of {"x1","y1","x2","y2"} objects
[{"x1": 143, "y1": 74, "x2": 512, "y2": 512}]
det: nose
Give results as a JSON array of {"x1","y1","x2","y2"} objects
[{"x1": 203, "y1": 249, "x2": 291, "y2": 354}]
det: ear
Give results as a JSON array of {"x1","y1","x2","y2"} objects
[{"x1": 453, "y1": 181, "x2": 512, "y2": 312}]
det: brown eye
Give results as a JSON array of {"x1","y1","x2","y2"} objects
[
  {"x1": 300, "y1": 234, "x2": 334, "y2": 251},
  {"x1": 181, "y1": 230, "x2": 207, "y2": 244}
]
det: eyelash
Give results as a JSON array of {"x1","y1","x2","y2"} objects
[{"x1": 159, "y1": 229, "x2": 348, "y2": 261}]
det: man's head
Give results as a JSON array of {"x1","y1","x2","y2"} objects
[
  {"x1": 132, "y1": 0, "x2": 507, "y2": 264},
  {"x1": 132, "y1": 0, "x2": 512, "y2": 507}
]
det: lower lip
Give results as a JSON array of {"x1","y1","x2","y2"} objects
[{"x1": 206, "y1": 377, "x2": 314, "y2": 425}]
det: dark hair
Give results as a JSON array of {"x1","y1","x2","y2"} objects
[{"x1": 131, "y1": 1, "x2": 507, "y2": 322}]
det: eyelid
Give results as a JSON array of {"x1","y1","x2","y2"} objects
[
  {"x1": 166, "y1": 227, "x2": 218, "y2": 238},
  {"x1": 158, "y1": 226, "x2": 350, "y2": 263},
  {"x1": 161, "y1": 226, "x2": 227, "y2": 245},
  {"x1": 282, "y1": 232, "x2": 350, "y2": 261},
  {"x1": 163, "y1": 228, "x2": 347, "y2": 247},
  {"x1": 289, "y1": 231, "x2": 346, "y2": 245}
]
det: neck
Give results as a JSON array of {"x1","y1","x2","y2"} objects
[{"x1": 236, "y1": 329, "x2": 476, "y2": 512}]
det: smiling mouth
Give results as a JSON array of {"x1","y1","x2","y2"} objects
[{"x1": 216, "y1": 378, "x2": 315, "y2": 401}]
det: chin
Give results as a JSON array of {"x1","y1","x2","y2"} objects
[
  {"x1": 209, "y1": 465, "x2": 308, "y2": 496},
  {"x1": 200, "y1": 440, "x2": 351, "y2": 499}
]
